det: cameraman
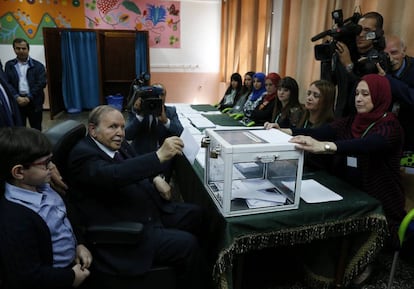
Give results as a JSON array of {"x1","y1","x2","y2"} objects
[
  {"x1": 334, "y1": 11, "x2": 387, "y2": 117},
  {"x1": 125, "y1": 83, "x2": 184, "y2": 182}
]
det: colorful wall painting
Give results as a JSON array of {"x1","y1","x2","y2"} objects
[
  {"x1": 0, "y1": 0, "x2": 84, "y2": 45},
  {"x1": 84, "y1": 0, "x2": 180, "y2": 48},
  {"x1": 0, "y1": 0, "x2": 180, "y2": 48}
]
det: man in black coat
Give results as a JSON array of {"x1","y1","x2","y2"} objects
[
  {"x1": 67, "y1": 105, "x2": 208, "y2": 289},
  {"x1": 0, "y1": 60, "x2": 22, "y2": 128}
]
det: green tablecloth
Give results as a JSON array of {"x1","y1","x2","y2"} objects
[
  {"x1": 191, "y1": 104, "x2": 219, "y2": 112},
  {"x1": 175, "y1": 156, "x2": 387, "y2": 289}
]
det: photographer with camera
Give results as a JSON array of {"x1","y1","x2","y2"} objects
[
  {"x1": 314, "y1": 11, "x2": 389, "y2": 117},
  {"x1": 125, "y1": 83, "x2": 183, "y2": 183}
]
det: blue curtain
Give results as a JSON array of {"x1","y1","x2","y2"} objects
[
  {"x1": 135, "y1": 33, "x2": 149, "y2": 77},
  {"x1": 61, "y1": 31, "x2": 100, "y2": 112}
]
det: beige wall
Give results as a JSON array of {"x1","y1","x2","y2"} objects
[{"x1": 150, "y1": 72, "x2": 226, "y2": 105}]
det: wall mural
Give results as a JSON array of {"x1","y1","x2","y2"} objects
[{"x1": 0, "y1": 0, "x2": 180, "y2": 48}]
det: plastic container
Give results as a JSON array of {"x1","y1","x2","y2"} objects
[{"x1": 106, "y1": 94, "x2": 124, "y2": 111}]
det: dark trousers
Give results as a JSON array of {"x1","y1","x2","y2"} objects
[
  {"x1": 153, "y1": 202, "x2": 211, "y2": 289},
  {"x1": 19, "y1": 102, "x2": 42, "y2": 130}
]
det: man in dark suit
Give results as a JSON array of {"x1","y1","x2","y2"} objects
[
  {"x1": 0, "y1": 60, "x2": 23, "y2": 128},
  {"x1": 125, "y1": 83, "x2": 184, "y2": 181},
  {"x1": 67, "y1": 105, "x2": 208, "y2": 289}
]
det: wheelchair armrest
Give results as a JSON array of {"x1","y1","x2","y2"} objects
[{"x1": 86, "y1": 222, "x2": 144, "y2": 245}]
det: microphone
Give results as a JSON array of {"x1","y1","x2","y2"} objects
[
  {"x1": 311, "y1": 29, "x2": 332, "y2": 42},
  {"x1": 311, "y1": 24, "x2": 362, "y2": 42}
]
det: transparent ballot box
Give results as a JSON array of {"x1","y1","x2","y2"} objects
[{"x1": 202, "y1": 127, "x2": 304, "y2": 217}]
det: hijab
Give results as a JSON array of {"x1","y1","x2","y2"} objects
[
  {"x1": 263, "y1": 72, "x2": 281, "y2": 103},
  {"x1": 351, "y1": 74, "x2": 394, "y2": 138},
  {"x1": 250, "y1": 72, "x2": 266, "y2": 101}
]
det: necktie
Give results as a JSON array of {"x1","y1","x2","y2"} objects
[
  {"x1": 113, "y1": 151, "x2": 124, "y2": 162},
  {"x1": 0, "y1": 84, "x2": 14, "y2": 126}
]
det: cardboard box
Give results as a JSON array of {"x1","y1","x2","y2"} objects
[{"x1": 203, "y1": 127, "x2": 304, "y2": 217}]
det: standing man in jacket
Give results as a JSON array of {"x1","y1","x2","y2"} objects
[{"x1": 5, "y1": 38, "x2": 46, "y2": 130}]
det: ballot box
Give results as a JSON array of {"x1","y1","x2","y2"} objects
[{"x1": 201, "y1": 127, "x2": 304, "y2": 217}]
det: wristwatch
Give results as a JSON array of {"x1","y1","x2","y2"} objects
[
  {"x1": 346, "y1": 63, "x2": 354, "y2": 73},
  {"x1": 324, "y1": 143, "x2": 332, "y2": 153}
]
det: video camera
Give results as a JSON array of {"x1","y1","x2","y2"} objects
[
  {"x1": 312, "y1": 10, "x2": 362, "y2": 62},
  {"x1": 127, "y1": 72, "x2": 163, "y2": 116},
  {"x1": 312, "y1": 9, "x2": 391, "y2": 75}
]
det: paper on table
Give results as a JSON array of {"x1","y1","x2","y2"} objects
[
  {"x1": 246, "y1": 199, "x2": 283, "y2": 208},
  {"x1": 283, "y1": 179, "x2": 343, "y2": 203},
  {"x1": 250, "y1": 128, "x2": 292, "y2": 144},
  {"x1": 188, "y1": 116, "x2": 216, "y2": 129},
  {"x1": 231, "y1": 179, "x2": 286, "y2": 203},
  {"x1": 180, "y1": 127, "x2": 200, "y2": 165}
]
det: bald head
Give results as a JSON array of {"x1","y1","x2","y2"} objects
[{"x1": 385, "y1": 35, "x2": 407, "y2": 71}]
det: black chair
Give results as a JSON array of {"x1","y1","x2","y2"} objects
[{"x1": 44, "y1": 119, "x2": 176, "y2": 289}]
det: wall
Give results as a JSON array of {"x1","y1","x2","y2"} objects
[{"x1": 0, "y1": 0, "x2": 222, "y2": 107}]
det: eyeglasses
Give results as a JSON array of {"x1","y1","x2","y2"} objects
[{"x1": 25, "y1": 156, "x2": 53, "y2": 170}]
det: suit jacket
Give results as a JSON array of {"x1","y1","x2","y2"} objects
[
  {"x1": 125, "y1": 105, "x2": 184, "y2": 155},
  {"x1": 0, "y1": 198, "x2": 74, "y2": 289},
  {"x1": 0, "y1": 72, "x2": 22, "y2": 127},
  {"x1": 67, "y1": 135, "x2": 176, "y2": 274},
  {"x1": 4, "y1": 57, "x2": 46, "y2": 109}
]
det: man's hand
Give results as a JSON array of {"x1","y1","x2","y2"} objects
[
  {"x1": 158, "y1": 105, "x2": 168, "y2": 124},
  {"x1": 156, "y1": 136, "x2": 184, "y2": 162},
  {"x1": 49, "y1": 162, "x2": 68, "y2": 196},
  {"x1": 336, "y1": 41, "x2": 352, "y2": 67},
  {"x1": 75, "y1": 244, "x2": 93, "y2": 270},
  {"x1": 376, "y1": 62, "x2": 386, "y2": 76},
  {"x1": 153, "y1": 175, "x2": 172, "y2": 200},
  {"x1": 16, "y1": 96, "x2": 30, "y2": 107},
  {"x1": 72, "y1": 264, "x2": 90, "y2": 287}
]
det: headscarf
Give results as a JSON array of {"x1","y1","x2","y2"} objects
[
  {"x1": 263, "y1": 72, "x2": 281, "y2": 102},
  {"x1": 249, "y1": 72, "x2": 266, "y2": 101},
  {"x1": 351, "y1": 74, "x2": 394, "y2": 138}
]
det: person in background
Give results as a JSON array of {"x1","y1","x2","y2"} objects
[
  {"x1": 382, "y1": 35, "x2": 414, "y2": 153},
  {"x1": 227, "y1": 71, "x2": 255, "y2": 116},
  {"x1": 270, "y1": 76, "x2": 303, "y2": 128},
  {"x1": 334, "y1": 11, "x2": 387, "y2": 117},
  {"x1": 243, "y1": 72, "x2": 281, "y2": 126},
  {"x1": 5, "y1": 38, "x2": 46, "y2": 130},
  {"x1": 297, "y1": 79, "x2": 336, "y2": 129},
  {"x1": 0, "y1": 59, "x2": 23, "y2": 128},
  {"x1": 67, "y1": 105, "x2": 209, "y2": 289},
  {"x1": 273, "y1": 74, "x2": 405, "y2": 251},
  {"x1": 125, "y1": 83, "x2": 184, "y2": 182},
  {"x1": 236, "y1": 72, "x2": 266, "y2": 121},
  {"x1": 0, "y1": 127, "x2": 92, "y2": 289},
  {"x1": 217, "y1": 72, "x2": 242, "y2": 111}
]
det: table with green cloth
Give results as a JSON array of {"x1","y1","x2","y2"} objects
[
  {"x1": 175, "y1": 156, "x2": 387, "y2": 289},
  {"x1": 174, "y1": 106, "x2": 388, "y2": 289}
]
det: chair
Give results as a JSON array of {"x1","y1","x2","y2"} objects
[
  {"x1": 44, "y1": 120, "x2": 176, "y2": 289},
  {"x1": 387, "y1": 208, "x2": 414, "y2": 289}
]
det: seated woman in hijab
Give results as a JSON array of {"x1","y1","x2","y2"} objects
[{"x1": 267, "y1": 74, "x2": 405, "y2": 250}]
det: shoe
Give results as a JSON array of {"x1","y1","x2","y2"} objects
[{"x1": 350, "y1": 264, "x2": 373, "y2": 288}]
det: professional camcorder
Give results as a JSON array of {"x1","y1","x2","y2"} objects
[
  {"x1": 312, "y1": 10, "x2": 362, "y2": 62},
  {"x1": 312, "y1": 9, "x2": 391, "y2": 75},
  {"x1": 127, "y1": 72, "x2": 163, "y2": 116}
]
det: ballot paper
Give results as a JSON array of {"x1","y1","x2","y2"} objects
[
  {"x1": 180, "y1": 127, "x2": 200, "y2": 165},
  {"x1": 283, "y1": 179, "x2": 343, "y2": 203}
]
